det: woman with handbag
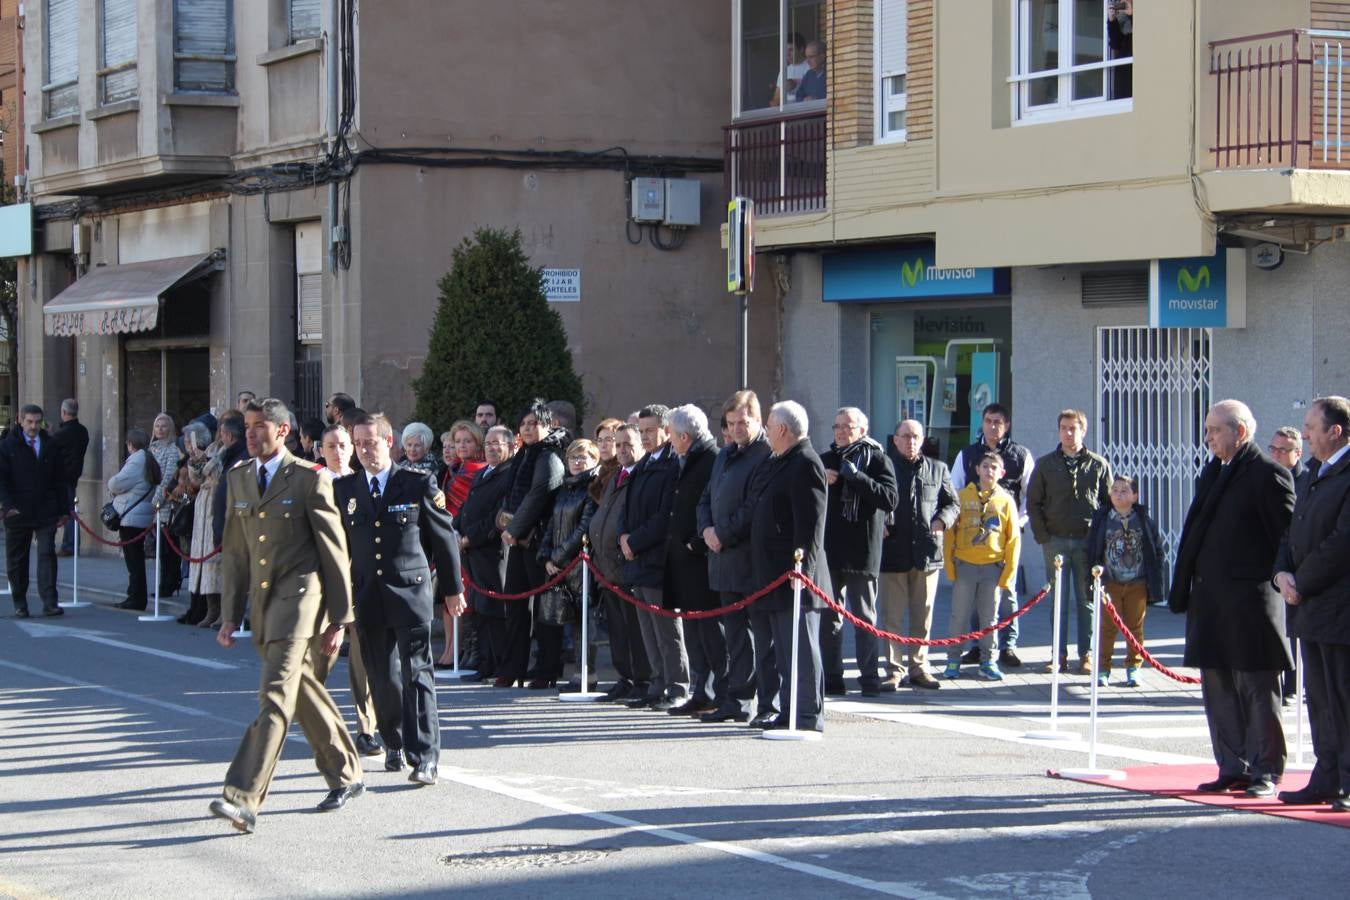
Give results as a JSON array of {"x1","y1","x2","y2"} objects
[
  {"x1": 107, "y1": 427, "x2": 159, "y2": 611},
  {"x1": 530, "y1": 439, "x2": 601, "y2": 689}
]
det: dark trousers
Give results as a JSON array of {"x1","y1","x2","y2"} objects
[
  {"x1": 476, "y1": 613, "x2": 506, "y2": 679},
  {"x1": 532, "y1": 622, "x2": 564, "y2": 679},
  {"x1": 717, "y1": 591, "x2": 758, "y2": 715},
  {"x1": 1201, "y1": 667, "x2": 1285, "y2": 780},
  {"x1": 602, "y1": 586, "x2": 651, "y2": 686},
  {"x1": 749, "y1": 607, "x2": 781, "y2": 717},
  {"x1": 118, "y1": 526, "x2": 148, "y2": 607},
  {"x1": 6, "y1": 522, "x2": 59, "y2": 612},
  {"x1": 500, "y1": 545, "x2": 543, "y2": 680},
  {"x1": 1301, "y1": 640, "x2": 1350, "y2": 795},
  {"x1": 820, "y1": 571, "x2": 881, "y2": 690},
  {"x1": 684, "y1": 617, "x2": 728, "y2": 706},
  {"x1": 360, "y1": 620, "x2": 439, "y2": 766},
  {"x1": 771, "y1": 605, "x2": 824, "y2": 731}
]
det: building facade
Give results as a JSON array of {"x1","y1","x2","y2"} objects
[
  {"x1": 728, "y1": 0, "x2": 1350, "y2": 579},
  {"x1": 13, "y1": 1, "x2": 742, "y2": 552}
]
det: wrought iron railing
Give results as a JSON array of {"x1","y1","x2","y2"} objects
[{"x1": 723, "y1": 109, "x2": 827, "y2": 214}]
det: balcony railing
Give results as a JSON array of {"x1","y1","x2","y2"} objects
[
  {"x1": 1210, "y1": 29, "x2": 1350, "y2": 169},
  {"x1": 723, "y1": 109, "x2": 826, "y2": 215}
]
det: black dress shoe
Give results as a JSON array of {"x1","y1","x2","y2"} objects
[
  {"x1": 1277, "y1": 785, "x2": 1339, "y2": 805},
  {"x1": 860, "y1": 685, "x2": 881, "y2": 697},
  {"x1": 701, "y1": 708, "x2": 750, "y2": 723},
  {"x1": 208, "y1": 797, "x2": 256, "y2": 833},
  {"x1": 600, "y1": 681, "x2": 636, "y2": 702},
  {"x1": 625, "y1": 695, "x2": 655, "y2": 709},
  {"x1": 1197, "y1": 774, "x2": 1251, "y2": 793},
  {"x1": 384, "y1": 749, "x2": 405, "y2": 772},
  {"x1": 962, "y1": 646, "x2": 981, "y2": 664},
  {"x1": 409, "y1": 763, "x2": 438, "y2": 786},
  {"x1": 824, "y1": 681, "x2": 848, "y2": 697},
  {"x1": 13, "y1": 607, "x2": 30, "y2": 618},
  {"x1": 317, "y1": 782, "x2": 365, "y2": 811},
  {"x1": 749, "y1": 712, "x2": 780, "y2": 729},
  {"x1": 115, "y1": 598, "x2": 146, "y2": 611},
  {"x1": 1245, "y1": 777, "x2": 1277, "y2": 798},
  {"x1": 999, "y1": 648, "x2": 1023, "y2": 668},
  {"x1": 42, "y1": 606, "x2": 64, "y2": 618},
  {"x1": 354, "y1": 733, "x2": 383, "y2": 757},
  {"x1": 1333, "y1": 796, "x2": 1350, "y2": 812}
]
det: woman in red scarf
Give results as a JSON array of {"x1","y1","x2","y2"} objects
[{"x1": 436, "y1": 420, "x2": 487, "y2": 668}]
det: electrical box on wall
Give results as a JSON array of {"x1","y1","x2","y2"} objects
[
  {"x1": 631, "y1": 177, "x2": 665, "y2": 222},
  {"x1": 663, "y1": 179, "x2": 701, "y2": 227}
]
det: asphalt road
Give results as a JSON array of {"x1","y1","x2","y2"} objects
[{"x1": 0, "y1": 551, "x2": 1345, "y2": 899}]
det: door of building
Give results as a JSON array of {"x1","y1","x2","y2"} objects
[
  {"x1": 1095, "y1": 326, "x2": 1213, "y2": 576},
  {"x1": 125, "y1": 346, "x2": 210, "y2": 435}
]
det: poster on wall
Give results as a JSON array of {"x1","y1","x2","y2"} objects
[
  {"x1": 896, "y1": 362, "x2": 929, "y2": 425},
  {"x1": 968, "y1": 352, "x2": 1000, "y2": 443}
]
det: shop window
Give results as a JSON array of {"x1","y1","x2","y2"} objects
[
  {"x1": 174, "y1": 0, "x2": 235, "y2": 93},
  {"x1": 735, "y1": 0, "x2": 827, "y2": 117},
  {"x1": 44, "y1": 0, "x2": 79, "y2": 118},
  {"x1": 100, "y1": 0, "x2": 138, "y2": 105},
  {"x1": 288, "y1": 0, "x2": 321, "y2": 44},
  {"x1": 1012, "y1": 0, "x2": 1132, "y2": 123},
  {"x1": 876, "y1": 0, "x2": 908, "y2": 142}
]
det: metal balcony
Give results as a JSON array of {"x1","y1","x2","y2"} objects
[{"x1": 723, "y1": 109, "x2": 826, "y2": 215}]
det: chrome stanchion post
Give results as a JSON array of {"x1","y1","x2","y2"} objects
[
  {"x1": 1292, "y1": 638, "x2": 1311, "y2": 769},
  {"x1": 451, "y1": 611, "x2": 461, "y2": 676},
  {"x1": 561, "y1": 538, "x2": 604, "y2": 702},
  {"x1": 1025, "y1": 555, "x2": 1076, "y2": 740},
  {"x1": 764, "y1": 550, "x2": 822, "y2": 742},
  {"x1": 61, "y1": 499, "x2": 89, "y2": 608},
  {"x1": 140, "y1": 507, "x2": 173, "y2": 622},
  {"x1": 1058, "y1": 566, "x2": 1123, "y2": 779}
]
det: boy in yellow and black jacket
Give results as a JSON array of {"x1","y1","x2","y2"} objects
[{"x1": 943, "y1": 451, "x2": 1021, "y2": 680}]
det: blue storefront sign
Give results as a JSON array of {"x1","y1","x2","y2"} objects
[
  {"x1": 1148, "y1": 248, "x2": 1246, "y2": 328},
  {"x1": 823, "y1": 244, "x2": 1009, "y2": 302}
]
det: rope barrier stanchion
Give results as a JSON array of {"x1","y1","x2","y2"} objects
[
  {"x1": 1291, "y1": 638, "x2": 1312, "y2": 771},
  {"x1": 1024, "y1": 554, "x2": 1076, "y2": 742},
  {"x1": 1057, "y1": 566, "x2": 1124, "y2": 780},
  {"x1": 59, "y1": 500, "x2": 90, "y2": 609},
  {"x1": 560, "y1": 540, "x2": 604, "y2": 702},
  {"x1": 434, "y1": 613, "x2": 462, "y2": 681},
  {"x1": 139, "y1": 512, "x2": 174, "y2": 623},
  {"x1": 763, "y1": 549, "x2": 822, "y2": 743}
]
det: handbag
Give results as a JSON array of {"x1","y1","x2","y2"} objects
[{"x1": 102, "y1": 483, "x2": 154, "y2": 532}]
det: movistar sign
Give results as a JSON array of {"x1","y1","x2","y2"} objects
[
  {"x1": 824, "y1": 243, "x2": 1008, "y2": 302},
  {"x1": 1149, "y1": 249, "x2": 1246, "y2": 328}
]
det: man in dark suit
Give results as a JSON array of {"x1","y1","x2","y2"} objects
[
  {"x1": 453, "y1": 424, "x2": 516, "y2": 681},
  {"x1": 334, "y1": 412, "x2": 465, "y2": 786},
  {"x1": 1269, "y1": 424, "x2": 1308, "y2": 704},
  {"x1": 749, "y1": 400, "x2": 830, "y2": 732},
  {"x1": 51, "y1": 399, "x2": 90, "y2": 557},
  {"x1": 0, "y1": 404, "x2": 68, "y2": 617},
  {"x1": 1275, "y1": 396, "x2": 1350, "y2": 810},
  {"x1": 1170, "y1": 399, "x2": 1295, "y2": 798}
]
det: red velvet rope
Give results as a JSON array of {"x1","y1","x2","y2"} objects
[
  {"x1": 1101, "y1": 590, "x2": 1201, "y2": 685},
  {"x1": 794, "y1": 572, "x2": 1052, "y2": 647},
  {"x1": 460, "y1": 553, "x2": 585, "y2": 600},
  {"x1": 72, "y1": 512, "x2": 155, "y2": 547},
  {"x1": 586, "y1": 555, "x2": 791, "y2": 620},
  {"x1": 158, "y1": 526, "x2": 223, "y2": 564}
]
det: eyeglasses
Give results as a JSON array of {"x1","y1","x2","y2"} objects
[
  {"x1": 1268, "y1": 444, "x2": 1297, "y2": 454},
  {"x1": 567, "y1": 455, "x2": 595, "y2": 463}
]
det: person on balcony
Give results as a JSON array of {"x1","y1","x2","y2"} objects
[
  {"x1": 795, "y1": 40, "x2": 827, "y2": 102},
  {"x1": 769, "y1": 32, "x2": 809, "y2": 106}
]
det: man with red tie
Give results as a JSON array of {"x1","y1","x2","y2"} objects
[{"x1": 0, "y1": 404, "x2": 68, "y2": 618}]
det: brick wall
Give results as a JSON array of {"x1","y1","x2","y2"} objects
[{"x1": 827, "y1": 0, "x2": 934, "y2": 149}]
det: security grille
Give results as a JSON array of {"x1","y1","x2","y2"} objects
[{"x1": 1095, "y1": 326, "x2": 1213, "y2": 579}]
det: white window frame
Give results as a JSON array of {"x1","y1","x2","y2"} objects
[
  {"x1": 1009, "y1": 0, "x2": 1132, "y2": 125},
  {"x1": 731, "y1": 0, "x2": 829, "y2": 121},
  {"x1": 875, "y1": 0, "x2": 908, "y2": 143},
  {"x1": 99, "y1": 0, "x2": 138, "y2": 106},
  {"x1": 43, "y1": 0, "x2": 79, "y2": 119}
]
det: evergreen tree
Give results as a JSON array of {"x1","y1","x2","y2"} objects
[{"x1": 413, "y1": 228, "x2": 584, "y2": 434}]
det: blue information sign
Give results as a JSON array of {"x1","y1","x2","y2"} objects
[
  {"x1": 823, "y1": 244, "x2": 1009, "y2": 302},
  {"x1": 1149, "y1": 249, "x2": 1246, "y2": 328}
]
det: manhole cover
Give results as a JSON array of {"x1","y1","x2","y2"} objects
[{"x1": 440, "y1": 844, "x2": 619, "y2": 870}]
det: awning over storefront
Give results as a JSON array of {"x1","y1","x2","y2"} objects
[{"x1": 43, "y1": 253, "x2": 221, "y2": 337}]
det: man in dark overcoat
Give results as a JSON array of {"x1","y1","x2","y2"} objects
[
  {"x1": 749, "y1": 400, "x2": 831, "y2": 732},
  {"x1": 334, "y1": 412, "x2": 465, "y2": 787},
  {"x1": 1169, "y1": 399, "x2": 1295, "y2": 797},
  {"x1": 0, "y1": 404, "x2": 67, "y2": 617},
  {"x1": 1274, "y1": 396, "x2": 1350, "y2": 810}
]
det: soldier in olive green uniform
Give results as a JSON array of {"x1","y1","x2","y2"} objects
[{"x1": 208, "y1": 400, "x2": 363, "y2": 833}]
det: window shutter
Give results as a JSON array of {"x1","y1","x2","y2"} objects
[
  {"x1": 296, "y1": 222, "x2": 323, "y2": 342},
  {"x1": 175, "y1": 0, "x2": 234, "y2": 92},
  {"x1": 101, "y1": 0, "x2": 138, "y2": 104},
  {"x1": 45, "y1": 0, "x2": 79, "y2": 117},
  {"x1": 288, "y1": 0, "x2": 321, "y2": 43},
  {"x1": 1081, "y1": 271, "x2": 1148, "y2": 307},
  {"x1": 878, "y1": 0, "x2": 908, "y2": 77}
]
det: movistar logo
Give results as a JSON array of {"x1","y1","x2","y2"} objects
[
  {"x1": 901, "y1": 257, "x2": 924, "y2": 288},
  {"x1": 1176, "y1": 265, "x2": 1210, "y2": 293}
]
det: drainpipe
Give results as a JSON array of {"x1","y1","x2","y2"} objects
[{"x1": 327, "y1": 0, "x2": 340, "y2": 270}]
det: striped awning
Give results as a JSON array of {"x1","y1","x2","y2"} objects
[{"x1": 43, "y1": 253, "x2": 219, "y2": 336}]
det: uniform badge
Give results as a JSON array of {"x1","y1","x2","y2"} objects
[
  {"x1": 347, "y1": 498, "x2": 357, "y2": 515},
  {"x1": 433, "y1": 490, "x2": 447, "y2": 510}
]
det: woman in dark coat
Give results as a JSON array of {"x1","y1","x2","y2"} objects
[
  {"x1": 452, "y1": 425, "x2": 515, "y2": 682},
  {"x1": 496, "y1": 400, "x2": 568, "y2": 686},
  {"x1": 531, "y1": 440, "x2": 601, "y2": 688}
]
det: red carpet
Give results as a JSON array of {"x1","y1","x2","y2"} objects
[{"x1": 1049, "y1": 762, "x2": 1350, "y2": 829}]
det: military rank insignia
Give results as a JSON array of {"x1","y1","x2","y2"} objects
[
  {"x1": 347, "y1": 498, "x2": 357, "y2": 515},
  {"x1": 432, "y1": 490, "x2": 447, "y2": 510}
]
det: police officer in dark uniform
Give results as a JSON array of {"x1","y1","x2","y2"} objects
[{"x1": 333, "y1": 412, "x2": 465, "y2": 787}]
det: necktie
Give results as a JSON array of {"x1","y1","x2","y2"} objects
[
  {"x1": 370, "y1": 477, "x2": 381, "y2": 501},
  {"x1": 28, "y1": 437, "x2": 37, "y2": 456},
  {"x1": 617, "y1": 469, "x2": 630, "y2": 487},
  {"x1": 258, "y1": 464, "x2": 268, "y2": 495}
]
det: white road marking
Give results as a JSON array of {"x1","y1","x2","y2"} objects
[
  {"x1": 0, "y1": 659, "x2": 218, "y2": 719},
  {"x1": 13, "y1": 620, "x2": 235, "y2": 670}
]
